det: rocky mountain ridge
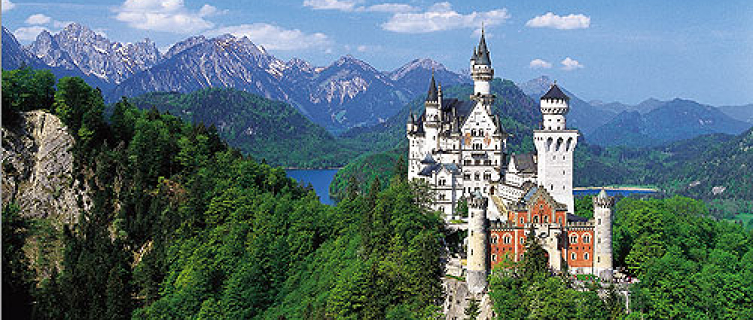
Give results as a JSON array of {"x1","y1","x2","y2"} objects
[{"x1": 4, "y1": 23, "x2": 469, "y2": 133}]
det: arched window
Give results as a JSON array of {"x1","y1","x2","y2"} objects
[
  {"x1": 584, "y1": 253, "x2": 590, "y2": 260},
  {"x1": 520, "y1": 237, "x2": 525, "y2": 244},
  {"x1": 571, "y1": 252, "x2": 577, "y2": 260},
  {"x1": 583, "y1": 234, "x2": 591, "y2": 244},
  {"x1": 533, "y1": 216, "x2": 539, "y2": 223},
  {"x1": 566, "y1": 138, "x2": 573, "y2": 151},
  {"x1": 570, "y1": 234, "x2": 578, "y2": 244},
  {"x1": 544, "y1": 216, "x2": 549, "y2": 223},
  {"x1": 491, "y1": 254, "x2": 497, "y2": 261},
  {"x1": 519, "y1": 217, "x2": 524, "y2": 224},
  {"x1": 546, "y1": 137, "x2": 553, "y2": 151},
  {"x1": 503, "y1": 235, "x2": 512, "y2": 244},
  {"x1": 556, "y1": 138, "x2": 563, "y2": 151},
  {"x1": 491, "y1": 235, "x2": 499, "y2": 244}
]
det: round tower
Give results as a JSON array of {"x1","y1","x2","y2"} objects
[
  {"x1": 467, "y1": 191, "x2": 488, "y2": 295},
  {"x1": 533, "y1": 82, "x2": 579, "y2": 213},
  {"x1": 593, "y1": 189, "x2": 614, "y2": 280}
]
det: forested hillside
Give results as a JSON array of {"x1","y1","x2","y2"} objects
[
  {"x1": 128, "y1": 88, "x2": 362, "y2": 168},
  {"x1": 2, "y1": 68, "x2": 445, "y2": 319}
]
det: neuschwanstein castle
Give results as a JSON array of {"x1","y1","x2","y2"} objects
[{"x1": 407, "y1": 30, "x2": 614, "y2": 294}]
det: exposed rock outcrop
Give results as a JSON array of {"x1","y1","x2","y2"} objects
[{"x1": 2, "y1": 110, "x2": 89, "y2": 222}]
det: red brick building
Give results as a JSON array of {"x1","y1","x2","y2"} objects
[{"x1": 488, "y1": 186, "x2": 596, "y2": 273}]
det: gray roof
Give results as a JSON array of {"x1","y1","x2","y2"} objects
[
  {"x1": 426, "y1": 74, "x2": 438, "y2": 102},
  {"x1": 511, "y1": 153, "x2": 537, "y2": 173},
  {"x1": 567, "y1": 213, "x2": 589, "y2": 223},
  {"x1": 420, "y1": 153, "x2": 437, "y2": 164},
  {"x1": 541, "y1": 83, "x2": 569, "y2": 101},
  {"x1": 418, "y1": 163, "x2": 461, "y2": 177},
  {"x1": 411, "y1": 98, "x2": 474, "y2": 135},
  {"x1": 472, "y1": 30, "x2": 491, "y2": 65},
  {"x1": 597, "y1": 188, "x2": 608, "y2": 199}
]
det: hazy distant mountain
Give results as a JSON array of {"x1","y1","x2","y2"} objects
[
  {"x1": 590, "y1": 98, "x2": 665, "y2": 114},
  {"x1": 588, "y1": 98, "x2": 751, "y2": 147},
  {"x1": 26, "y1": 23, "x2": 161, "y2": 84},
  {"x1": 518, "y1": 76, "x2": 617, "y2": 136},
  {"x1": 718, "y1": 104, "x2": 753, "y2": 123}
]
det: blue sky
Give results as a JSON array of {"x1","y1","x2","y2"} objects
[{"x1": 2, "y1": 0, "x2": 752, "y2": 106}]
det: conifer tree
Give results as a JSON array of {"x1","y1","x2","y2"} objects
[{"x1": 522, "y1": 225, "x2": 548, "y2": 281}]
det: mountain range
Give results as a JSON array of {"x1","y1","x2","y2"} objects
[{"x1": 3, "y1": 23, "x2": 469, "y2": 133}]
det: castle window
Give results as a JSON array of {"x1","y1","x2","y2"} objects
[
  {"x1": 520, "y1": 237, "x2": 525, "y2": 244},
  {"x1": 598, "y1": 257, "x2": 600, "y2": 263},
  {"x1": 491, "y1": 235, "x2": 498, "y2": 244},
  {"x1": 475, "y1": 173, "x2": 480, "y2": 180},
  {"x1": 519, "y1": 217, "x2": 524, "y2": 224},
  {"x1": 503, "y1": 235, "x2": 511, "y2": 244},
  {"x1": 583, "y1": 235, "x2": 591, "y2": 244},
  {"x1": 570, "y1": 234, "x2": 578, "y2": 244},
  {"x1": 491, "y1": 254, "x2": 497, "y2": 261},
  {"x1": 571, "y1": 252, "x2": 577, "y2": 260},
  {"x1": 544, "y1": 216, "x2": 549, "y2": 223},
  {"x1": 598, "y1": 219, "x2": 601, "y2": 225},
  {"x1": 584, "y1": 253, "x2": 590, "y2": 260},
  {"x1": 533, "y1": 216, "x2": 539, "y2": 223},
  {"x1": 520, "y1": 254, "x2": 524, "y2": 261}
]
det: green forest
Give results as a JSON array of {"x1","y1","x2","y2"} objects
[{"x1": 3, "y1": 69, "x2": 753, "y2": 319}]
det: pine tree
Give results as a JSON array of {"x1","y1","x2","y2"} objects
[
  {"x1": 464, "y1": 298, "x2": 481, "y2": 319},
  {"x1": 522, "y1": 225, "x2": 548, "y2": 281}
]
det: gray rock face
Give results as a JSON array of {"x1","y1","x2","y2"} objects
[
  {"x1": 2, "y1": 111, "x2": 90, "y2": 222},
  {"x1": 26, "y1": 23, "x2": 162, "y2": 84}
]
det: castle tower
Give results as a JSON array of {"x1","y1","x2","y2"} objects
[
  {"x1": 533, "y1": 83, "x2": 579, "y2": 213},
  {"x1": 424, "y1": 73, "x2": 441, "y2": 153},
  {"x1": 470, "y1": 28, "x2": 494, "y2": 97},
  {"x1": 467, "y1": 191, "x2": 489, "y2": 295},
  {"x1": 593, "y1": 189, "x2": 615, "y2": 280}
]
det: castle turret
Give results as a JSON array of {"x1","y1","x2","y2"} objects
[
  {"x1": 593, "y1": 189, "x2": 614, "y2": 280},
  {"x1": 424, "y1": 73, "x2": 441, "y2": 153},
  {"x1": 467, "y1": 191, "x2": 489, "y2": 295},
  {"x1": 533, "y1": 83, "x2": 579, "y2": 213},
  {"x1": 470, "y1": 28, "x2": 493, "y2": 96}
]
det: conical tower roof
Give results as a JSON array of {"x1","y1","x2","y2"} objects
[
  {"x1": 541, "y1": 83, "x2": 570, "y2": 101},
  {"x1": 426, "y1": 73, "x2": 438, "y2": 102},
  {"x1": 474, "y1": 28, "x2": 491, "y2": 65}
]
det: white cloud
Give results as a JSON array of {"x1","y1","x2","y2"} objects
[
  {"x1": 526, "y1": 12, "x2": 590, "y2": 30},
  {"x1": 381, "y1": 2, "x2": 510, "y2": 33},
  {"x1": 25, "y1": 14, "x2": 53, "y2": 25},
  {"x1": 530, "y1": 59, "x2": 552, "y2": 69},
  {"x1": 207, "y1": 23, "x2": 331, "y2": 51},
  {"x1": 2, "y1": 0, "x2": 16, "y2": 12},
  {"x1": 115, "y1": 0, "x2": 219, "y2": 34},
  {"x1": 359, "y1": 3, "x2": 417, "y2": 13},
  {"x1": 53, "y1": 20, "x2": 74, "y2": 28},
  {"x1": 14, "y1": 26, "x2": 50, "y2": 41},
  {"x1": 561, "y1": 57, "x2": 584, "y2": 71},
  {"x1": 357, "y1": 45, "x2": 368, "y2": 52},
  {"x1": 303, "y1": 0, "x2": 357, "y2": 11}
]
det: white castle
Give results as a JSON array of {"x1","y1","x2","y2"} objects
[{"x1": 407, "y1": 30, "x2": 614, "y2": 293}]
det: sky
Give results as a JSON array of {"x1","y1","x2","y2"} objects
[{"x1": 2, "y1": 0, "x2": 753, "y2": 106}]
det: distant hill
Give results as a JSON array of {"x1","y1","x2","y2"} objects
[
  {"x1": 518, "y1": 76, "x2": 617, "y2": 136},
  {"x1": 718, "y1": 104, "x2": 753, "y2": 123},
  {"x1": 128, "y1": 88, "x2": 360, "y2": 167},
  {"x1": 590, "y1": 98, "x2": 665, "y2": 115},
  {"x1": 588, "y1": 98, "x2": 751, "y2": 147}
]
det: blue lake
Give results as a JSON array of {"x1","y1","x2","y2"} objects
[
  {"x1": 285, "y1": 169, "x2": 658, "y2": 206},
  {"x1": 285, "y1": 169, "x2": 339, "y2": 205},
  {"x1": 573, "y1": 189, "x2": 658, "y2": 197}
]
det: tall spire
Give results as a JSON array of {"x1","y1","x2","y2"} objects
[
  {"x1": 475, "y1": 25, "x2": 491, "y2": 65},
  {"x1": 426, "y1": 71, "x2": 438, "y2": 102}
]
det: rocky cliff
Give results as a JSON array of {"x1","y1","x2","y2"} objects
[
  {"x1": 2, "y1": 110, "x2": 90, "y2": 221},
  {"x1": 2, "y1": 111, "x2": 89, "y2": 278}
]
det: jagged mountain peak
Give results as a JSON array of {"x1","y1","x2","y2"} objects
[{"x1": 517, "y1": 75, "x2": 553, "y2": 96}]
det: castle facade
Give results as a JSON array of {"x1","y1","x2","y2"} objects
[{"x1": 407, "y1": 30, "x2": 614, "y2": 295}]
